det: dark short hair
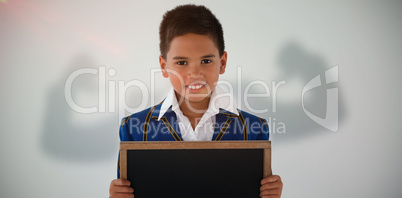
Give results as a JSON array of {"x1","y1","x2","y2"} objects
[{"x1": 159, "y1": 4, "x2": 225, "y2": 59}]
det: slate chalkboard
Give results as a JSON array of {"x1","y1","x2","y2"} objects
[{"x1": 120, "y1": 141, "x2": 271, "y2": 198}]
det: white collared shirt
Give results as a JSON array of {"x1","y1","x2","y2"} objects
[{"x1": 158, "y1": 85, "x2": 238, "y2": 141}]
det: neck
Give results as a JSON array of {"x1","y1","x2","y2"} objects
[{"x1": 175, "y1": 93, "x2": 210, "y2": 119}]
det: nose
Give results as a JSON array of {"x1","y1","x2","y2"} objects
[{"x1": 188, "y1": 64, "x2": 203, "y2": 79}]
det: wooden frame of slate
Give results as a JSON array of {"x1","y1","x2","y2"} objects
[{"x1": 119, "y1": 141, "x2": 271, "y2": 198}]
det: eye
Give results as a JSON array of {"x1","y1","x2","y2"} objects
[
  {"x1": 201, "y1": 59, "x2": 212, "y2": 64},
  {"x1": 176, "y1": 61, "x2": 187, "y2": 65}
]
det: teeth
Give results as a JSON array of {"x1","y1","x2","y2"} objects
[{"x1": 188, "y1": 85, "x2": 203, "y2": 89}]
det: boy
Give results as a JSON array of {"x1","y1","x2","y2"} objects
[{"x1": 110, "y1": 4, "x2": 283, "y2": 198}]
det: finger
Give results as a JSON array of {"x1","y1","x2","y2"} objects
[
  {"x1": 260, "y1": 189, "x2": 281, "y2": 197},
  {"x1": 112, "y1": 179, "x2": 131, "y2": 186},
  {"x1": 110, "y1": 192, "x2": 134, "y2": 198},
  {"x1": 260, "y1": 195, "x2": 280, "y2": 198},
  {"x1": 113, "y1": 186, "x2": 134, "y2": 193},
  {"x1": 261, "y1": 175, "x2": 281, "y2": 185},
  {"x1": 260, "y1": 181, "x2": 282, "y2": 191}
]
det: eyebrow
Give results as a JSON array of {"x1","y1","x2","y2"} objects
[{"x1": 172, "y1": 54, "x2": 216, "y2": 60}]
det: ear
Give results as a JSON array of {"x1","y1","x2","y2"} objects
[
  {"x1": 159, "y1": 55, "x2": 169, "y2": 78},
  {"x1": 219, "y1": 51, "x2": 228, "y2": 75}
]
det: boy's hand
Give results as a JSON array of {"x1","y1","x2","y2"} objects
[
  {"x1": 109, "y1": 179, "x2": 134, "y2": 198},
  {"x1": 260, "y1": 175, "x2": 283, "y2": 198}
]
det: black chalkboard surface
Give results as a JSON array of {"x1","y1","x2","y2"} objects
[{"x1": 120, "y1": 141, "x2": 271, "y2": 198}]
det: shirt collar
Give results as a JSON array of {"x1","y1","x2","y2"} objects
[{"x1": 158, "y1": 84, "x2": 238, "y2": 121}]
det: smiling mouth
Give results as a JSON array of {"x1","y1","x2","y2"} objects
[{"x1": 187, "y1": 84, "x2": 205, "y2": 90}]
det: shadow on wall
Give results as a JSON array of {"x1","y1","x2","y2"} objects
[
  {"x1": 238, "y1": 41, "x2": 346, "y2": 143},
  {"x1": 40, "y1": 54, "x2": 118, "y2": 162}
]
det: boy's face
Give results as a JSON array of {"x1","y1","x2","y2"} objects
[{"x1": 159, "y1": 33, "x2": 227, "y2": 104}]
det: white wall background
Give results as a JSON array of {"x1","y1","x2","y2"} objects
[{"x1": 1, "y1": 0, "x2": 401, "y2": 197}]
